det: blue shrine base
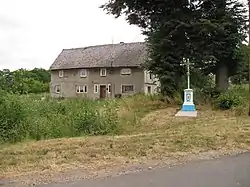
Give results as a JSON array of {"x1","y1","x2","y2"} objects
[{"x1": 181, "y1": 104, "x2": 196, "y2": 111}]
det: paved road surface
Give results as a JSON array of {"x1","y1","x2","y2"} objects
[{"x1": 41, "y1": 152, "x2": 250, "y2": 187}]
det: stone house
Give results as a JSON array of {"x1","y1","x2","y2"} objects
[{"x1": 49, "y1": 42, "x2": 159, "y2": 99}]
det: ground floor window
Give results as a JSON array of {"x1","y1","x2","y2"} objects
[
  {"x1": 121, "y1": 84, "x2": 134, "y2": 93},
  {"x1": 94, "y1": 84, "x2": 99, "y2": 93},
  {"x1": 147, "y1": 86, "x2": 152, "y2": 94},
  {"x1": 108, "y1": 84, "x2": 111, "y2": 93},
  {"x1": 54, "y1": 85, "x2": 61, "y2": 93},
  {"x1": 76, "y1": 85, "x2": 88, "y2": 93}
]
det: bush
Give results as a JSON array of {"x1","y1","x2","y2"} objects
[
  {"x1": 215, "y1": 90, "x2": 244, "y2": 110},
  {"x1": 0, "y1": 93, "x2": 120, "y2": 143},
  {"x1": 0, "y1": 91, "x2": 26, "y2": 143},
  {"x1": 0, "y1": 93, "x2": 168, "y2": 144}
]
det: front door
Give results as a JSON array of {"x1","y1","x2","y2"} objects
[{"x1": 100, "y1": 85, "x2": 107, "y2": 99}]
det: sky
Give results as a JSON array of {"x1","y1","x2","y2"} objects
[
  {"x1": 0, "y1": 0, "x2": 145, "y2": 70},
  {"x1": 0, "y1": 0, "x2": 248, "y2": 71}
]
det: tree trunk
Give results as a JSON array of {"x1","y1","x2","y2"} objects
[
  {"x1": 248, "y1": 0, "x2": 250, "y2": 116},
  {"x1": 215, "y1": 63, "x2": 229, "y2": 92}
]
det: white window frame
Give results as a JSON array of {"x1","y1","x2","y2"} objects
[
  {"x1": 54, "y1": 85, "x2": 61, "y2": 94},
  {"x1": 80, "y1": 69, "x2": 87, "y2": 78},
  {"x1": 76, "y1": 85, "x2": 88, "y2": 93},
  {"x1": 94, "y1": 84, "x2": 99, "y2": 93},
  {"x1": 59, "y1": 70, "x2": 64, "y2": 78},
  {"x1": 121, "y1": 84, "x2": 135, "y2": 94},
  {"x1": 149, "y1": 73, "x2": 153, "y2": 80},
  {"x1": 108, "y1": 84, "x2": 111, "y2": 93},
  {"x1": 120, "y1": 68, "x2": 131, "y2": 75},
  {"x1": 100, "y1": 68, "x2": 107, "y2": 77},
  {"x1": 147, "y1": 85, "x2": 152, "y2": 94}
]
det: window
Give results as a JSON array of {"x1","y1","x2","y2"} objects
[
  {"x1": 59, "y1": 70, "x2": 64, "y2": 78},
  {"x1": 100, "y1": 68, "x2": 107, "y2": 77},
  {"x1": 108, "y1": 84, "x2": 111, "y2": 93},
  {"x1": 121, "y1": 85, "x2": 134, "y2": 93},
  {"x1": 76, "y1": 85, "x2": 88, "y2": 93},
  {"x1": 80, "y1": 69, "x2": 87, "y2": 78},
  {"x1": 94, "y1": 84, "x2": 99, "y2": 93},
  {"x1": 149, "y1": 73, "x2": 153, "y2": 80},
  {"x1": 54, "y1": 85, "x2": 61, "y2": 93},
  {"x1": 120, "y1": 68, "x2": 131, "y2": 75},
  {"x1": 147, "y1": 86, "x2": 152, "y2": 94}
]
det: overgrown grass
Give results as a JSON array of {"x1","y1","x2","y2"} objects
[
  {"x1": 1, "y1": 107, "x2": 250, "y2": 181},
  {"x1": 0, "y1": 92, "x2": 167, "y2": 143},
  {"x1": 1, "y1": 86, "x2": 250, "y2": 183},
  {"x1": 0, "y1": 85, "x2": 248, "y2": 143}
]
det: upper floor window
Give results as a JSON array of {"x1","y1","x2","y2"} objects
[
  {"x1": 54, "y1": 85, "x2": 61, "y2": 93},
  {"x1": 100, "y1": 68, "x2": 107, "y2": 77},
  {"x1": 121, "y1": 84, "x2": 134, "y2": 93},
  {"x1": 59, "y1": 70, "x2": 64, "y2": 78},
  {"x1": 120, "y1": 68, "x2": 131, "y2": 75},
  {"x1": 76, "y1": 85, "x2": 88, "y2": 93},
  {"x1": 80, "y1": 69, "x2": 87, "y2": 78},
  {"x1": 149, "y1": 73, "x2": 153, "y2": 80}
]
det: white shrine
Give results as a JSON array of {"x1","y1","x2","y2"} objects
[{"x1": 175, "y1": 58, "x2": 197, "y2": 117}]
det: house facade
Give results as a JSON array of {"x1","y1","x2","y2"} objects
[{"x1": 50, "y1": 42, "x2": 159, "y2": 99}]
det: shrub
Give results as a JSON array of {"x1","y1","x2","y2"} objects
[
  {"x1": 22, "y1": 98, "x2": 119, "y2": 140},
  {"x1": 0, "y1": 92, "x2": 120, "y2": 143},
  {"x1": 70, "y1": 99, "x2": 119, "y2": 136},
  {"x1": 0, "y1": 91, "x2": 26, "y2": 143},
  {"x1": 215, "y1": 91, "x2": 244, "y2": 110},
  {"x1": 0, "y1": 93, "x2": 166, "y2": 144},
  {"x1": 99, "y1": 100, "x2": 119, "y2": 134},
  {"x1": 71, "y1": 101, "x2": 101, "y2": 135}
]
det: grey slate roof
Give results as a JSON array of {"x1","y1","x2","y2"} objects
[{"x1": 50, "y1": 42, "x2": 147, "y2": 70}]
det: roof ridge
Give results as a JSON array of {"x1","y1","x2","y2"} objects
[{"x1": 63, "y1": 41, "x2": 145, "y2": 51}]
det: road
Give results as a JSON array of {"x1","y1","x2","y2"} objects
[{"x1": 41, "y1": 152, "x2": 250, "y2": 187}]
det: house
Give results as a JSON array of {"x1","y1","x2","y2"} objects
[{"x1": 49, "y1": 42, "x2": 159, "y2": 99}]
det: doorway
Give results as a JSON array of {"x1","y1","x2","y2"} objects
[{"x1": 100, "y1": 85, "x2": 107, "y2": 99}]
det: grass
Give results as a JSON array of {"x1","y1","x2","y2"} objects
[
  {"x1": 1, "y1": 87, "x2": 250, "y2": 183},
  {"x1": 0, "y1": 92, "x2": 166, "y2": 143},
  {"x1": 1, "y1": 104, "x2": 250, "y2": 181}
]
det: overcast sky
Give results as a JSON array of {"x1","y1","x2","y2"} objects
[
  {"x1": 0, "y1": 0, "x2": 145, "y2": 70},
  {"x1": 0, "y1": 0, "x2": 248, "y2": 71}
]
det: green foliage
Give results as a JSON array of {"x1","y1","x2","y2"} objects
[
  {"x1": 214, "y1": 85, "x2": 247, "y2": 110},
  {"x1": 101, "y1": 0, "x2": 247, "y2": 94},
  {"x1": 0, "y1": 91, "x2": 27, "y2": 143},
  {"x1": 197, "y1": 0, "x2": 247, "y2": 72},
  {"x1": 230, "y1": 44, "x2": 249, "y2": 84},
  {"x1": 0, "y1": 68, "x2": 50, "y2": 94},
  {"x1": 216, "y1": 92, "x2": 242, "y2": 110},
  {"x1": 70, "y1": 100, "x2": 119, "y2": 136},
  {"x1": 145, "y1": 33, "x2": 185, "y2": 96},
  {"x1": 0, "y1": 94, "x2": 119, "y2": 143},
  {"x1": 190, "y1": 71, "x2": 216, "y2": 104}
]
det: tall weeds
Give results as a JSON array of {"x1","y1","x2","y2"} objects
[{"x1": 0, "y1": 92, "x2": 119, "y2": 143}]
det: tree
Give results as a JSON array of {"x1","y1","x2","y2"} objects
[
  {"x1": 30, "y1": 68, "x2": 51, "y2": 83},
  {"x1": 230, "y1": 44, "x2": 249, "y2": 84},
  {"x1": 0, "y1": 68, "x2": 50, "y2": 94},
  {"x1": 0, "y1": 69, "x2": 13, "y2": 91},
  {"x1": 195, "y1": 0, "x2": 247, "y2": 91},
  {"x1": 101, "y1": 0, "x2": 247, "y2": 94},
  {"x1": 102, "y1": 0, "x2": 200, "y2": 95}
]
